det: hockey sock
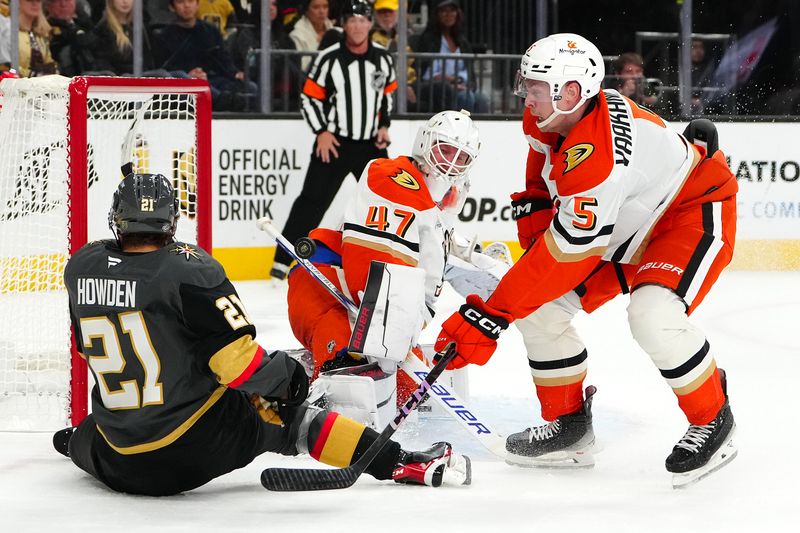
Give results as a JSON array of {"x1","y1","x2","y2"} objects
[
  {"x1": 535, "y1": 379, "x2": 585, "y2": 421},
  {"x1": 307, "y1": 412, "x2": 400, "y2": 478},
  {"x1": 676, "y1": 366, "x2": 726, "y2": 425}
]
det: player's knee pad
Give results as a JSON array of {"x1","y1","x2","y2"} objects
[
  {"x1": 515, "y1": 292, "x2": 584, "y2": 360},
  {"x1": 312, "y1": 362, "x2": 397, "y2": 430},
  {"x1": 627, "y1": 284, "x2": 705, "y2": 365}
]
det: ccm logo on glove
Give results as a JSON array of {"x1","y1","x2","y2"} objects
[{"x1": 462, "y1": 307, "x2": 507, "y2": 339}]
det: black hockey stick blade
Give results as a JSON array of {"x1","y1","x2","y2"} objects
[
  {"x1": 260, "y1": 464, "x2": 360, "y2": 491},
  {"x1": 260, "y1": 344, "x2": 458, "y2": 492}
]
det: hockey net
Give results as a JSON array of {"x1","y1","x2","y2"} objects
[{"x1": 0, "y1": 76, "x2": 211, "y2": 431}]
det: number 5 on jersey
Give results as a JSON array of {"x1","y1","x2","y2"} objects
[{"x1": 572, "y1": 196, "x2": 598, "y2": 231}]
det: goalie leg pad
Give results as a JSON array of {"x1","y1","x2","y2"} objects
[
  {"x1": 349, "y1": 261, "x2": 426, "y2": 368},
  {"x1": 312, "y1": 363, "x2": 397, "y2": 430}
]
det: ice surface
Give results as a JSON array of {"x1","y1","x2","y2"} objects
[{"x1": 2, "y1": 271, "x2": 798, "y2": 532}]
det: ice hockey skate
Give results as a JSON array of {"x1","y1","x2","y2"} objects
[
  {"x1": 505, "y1": 386, "x2": 597, "y2": 468},
  {"x1": 393, "y1": 442, "x2": 472, "y2": 487},
  {"x1": 667, "y1": 369, "x2": 737, "y2": 489},
  {"x1": 52, "y1": 427, "x2": 75, "y2": 458}
]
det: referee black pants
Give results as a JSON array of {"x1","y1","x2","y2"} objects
[{"x1": 275, "y1": 136, "x2": 388, "y2": 267}]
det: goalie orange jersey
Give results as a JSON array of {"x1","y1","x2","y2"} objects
[{"x1": 288, "y1": 156, "x2": 452, "y2": 373}]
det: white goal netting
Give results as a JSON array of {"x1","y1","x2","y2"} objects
[{"x1": 0, "y1": 76, "x2": 207, "y2": 431}]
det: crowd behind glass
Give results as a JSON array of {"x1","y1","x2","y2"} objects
[{"x1": 0, "y1": 0, "x2": 794, "y2": 116}]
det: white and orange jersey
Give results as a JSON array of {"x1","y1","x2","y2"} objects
[
  {"x1": 488, "y1": 89, "x2": 736, "y2": 320},
  {"x1": 313, "y1": 156, "x2": 450, "y2": 321},
  {"x1": 526, "y1": 89, "x2": 702, "y2": 264}
]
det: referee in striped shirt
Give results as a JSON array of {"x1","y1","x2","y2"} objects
[{"x1": 271, "y1": 0, "x2": 397, "y2": 279}]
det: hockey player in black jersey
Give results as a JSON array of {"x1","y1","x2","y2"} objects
[{"x1": 54, "y1": 172, "x2": 470, "y2": 495}]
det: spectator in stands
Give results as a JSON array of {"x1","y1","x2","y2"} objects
[
  {"x1": 413, "y1": 0, "x2": 488, "y2": 113},
  {"x1": 611, "y1": 52, "x2": 658, "y2": 107},
  {"x1": 289, "y1": 0, "x2": 334, "y2": 70},
  {"x1": 89, "y1": 0, "x2": 166, "y2": 75},
  {"x1": 197, "y1": 0, "x2": 235, "y2": 36},
  {"x1": 17, "y1": 0, "x2": 59, "y2": 76},
  {"x1": 153, "y1": 0, "x2": 257, "y2": 111},
  {"x1": 278, "y1": 0, "x2": 302, "y2": 26},
  {"x1": 228, "y1": 0, "x2": 256, "y2": 24},
  {"x1": 690, "y1": 38, "x2": 716, "y2": 114},
  {"x1": 232, "y1": 0, "x2": 299, "y2": 111},
  {"x1": 144, "y1": 0, "x2": 174, "y2": 27},
  {"x1": 268, "y1": 0, "x2": 300, "y2": 110},
  {"x1": 45, "y1": 0, "x2": 95, "y2": 76},
  {"x1": 371, "y1": 0, "x2": 417, "y2": 108}
]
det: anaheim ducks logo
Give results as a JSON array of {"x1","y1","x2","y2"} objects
[
  {"x1": 390, "y1": 170, "x2": 420, "y2": 190},
  {"x1": 562, "y1": 143, "x2": 594, "y2": 173}
]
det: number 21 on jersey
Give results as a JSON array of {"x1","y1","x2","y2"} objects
[{"x1": 80, "y1": 312, "x2": 163, "y2": 410}]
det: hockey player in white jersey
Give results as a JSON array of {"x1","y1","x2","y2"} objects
[
  {"x1": 286, "y1": 109, "x2": 509, "y2": 428},
  {"x1": 435, "y1": 34, "x2": 738, "y2": 488}
]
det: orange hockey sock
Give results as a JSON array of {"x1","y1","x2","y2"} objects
[
  {"x1": 676, "y1": 367, "x2": 726, "y2": 425},
  {"x1": 536, "y1": 380, "x2": 585, "y2": 421}
]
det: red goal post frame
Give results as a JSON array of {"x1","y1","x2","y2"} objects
[{"x1": 67, "y1": 77, "x2": 213, "y2": 425}]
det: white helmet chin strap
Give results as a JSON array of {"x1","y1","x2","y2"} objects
[{"x1": 535, "y1": 95, "x2": 588, "y2": 129}]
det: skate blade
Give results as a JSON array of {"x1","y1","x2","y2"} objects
[
  {"x1": 671, "y1": 433, "x2": 738, "y2": 489},
  {"x1": 505, "y1": 447, "x2": 595, "y2": 469}
]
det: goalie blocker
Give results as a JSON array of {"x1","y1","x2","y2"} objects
[{"x1": 314, "y1": 261, "x2": 467, "y2": 429}]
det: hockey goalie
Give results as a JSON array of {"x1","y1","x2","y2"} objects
[{"x1": 285, "y1": 110, "x2": 511, "y2": 429}]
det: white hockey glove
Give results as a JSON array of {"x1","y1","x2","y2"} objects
[{"x1": 445, "y1": 241, "x2": 512, "y2": 300}]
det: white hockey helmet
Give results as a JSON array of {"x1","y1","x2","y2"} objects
[
  {"x1": 411, "y1": 109, "x2": 481, "y2": 213},
  {"x1": 514, "y1": 33, "x2": 605, "y2": 127}
]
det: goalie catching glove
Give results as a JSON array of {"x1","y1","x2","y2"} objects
[{"x1": 434, "y1": 294, "x2": 513, "y2": 369}]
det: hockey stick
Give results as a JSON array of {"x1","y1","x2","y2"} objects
[
  {"x1": 260, "y1": 343, "x2": 457, "y2": 491},
  {"x1": 257, "y1": 218, "x2": 357, "y2": 314},
  {"x1": 256, "y1": 217, "x2": 507, "y2": 459}
]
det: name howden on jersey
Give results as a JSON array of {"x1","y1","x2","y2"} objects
[{"x1": 76, "y1": 277, "x2": 137, "y2": 308}]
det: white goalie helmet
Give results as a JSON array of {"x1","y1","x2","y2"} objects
[
  {"x1": 514, "y1": 33, "x2": 605, "y2": 128},
  {"x1": 411, "y1": 109, "x2": 481, "y2": 213}
]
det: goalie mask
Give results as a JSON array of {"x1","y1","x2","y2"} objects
[
  {"x1": 108, "y1": 173, "x2": 179, "y2": 239},
  {"x1": 513, "y1": 33, "x2": 604, "y2": 128},
  {"x1": 411, "y1": 109, "x2": 480, "y2": 213}
]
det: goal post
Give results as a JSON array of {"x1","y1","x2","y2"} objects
[{"x1": 0, "y1": 76, "x2": 212, "y2": 431}]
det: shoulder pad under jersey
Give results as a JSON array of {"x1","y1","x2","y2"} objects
[
  {"x1": 365, "y1": 156, "x2": 436, "y2": 212},
  {"x1": 161, "y1": 242, "x2": 227, "y2": 289},
  {"x1": 553, "y1": 94, "x2": 617, "y2": 197}
]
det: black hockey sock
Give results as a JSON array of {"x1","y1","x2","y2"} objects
[{"x1": 357, "y1": 427, "x2": 401, "y2": 480}]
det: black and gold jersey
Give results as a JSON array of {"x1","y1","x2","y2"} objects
[{"x1": 64, "y1": 240, "x2": 261, "y2": 454}]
